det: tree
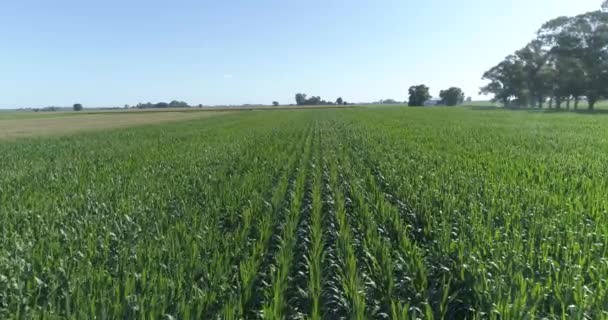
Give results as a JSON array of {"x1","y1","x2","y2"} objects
[
  {"x1": 515, "y1": 40, "x2": 553, "y2": 107},
  {"x1": 481, "y1": 10, "x2": 608, "y2": 111},
  {"x1": 545, "y1": 53, "x2": 582, "y2": 109},
  {"x1": 73, "y1": 103, "x2": 83, "y2": 111},
  {"x1": 379, "y1": 99, "x2": 399, "y2": 104},
  {"x1": 307, "y1": 96, "x2": 321, "y2": 105},
  {"x1": 295, "y1": 93, "x2": 307, "y2": 105},
  {"x1": 439, "y1": 87, "x2": 465, "y2": 106},
  {"x1": 480, "y1": 55, "x2": 527, "y2": 108},
  {"x1": 336, "y1": 97, "x2": 343, "y2": 105},
  {"x1": 537, "y1": 11, "x2": 608, "y2": 110},
  {"x1": 466, "y1": 97, "x2": 472, "y2": 102},
  {"x1": 272, "y1": 101, "x2": 279, "y2": 106},
  {"x1": 295, "y1": 93, "x2": 331, "y2": 105},
  {"x1": 408, "y1": 85, "x2": 431, "y2": 106},
  {"x1": 168, "y1": 100, "x2": 189, "y2": 108}
]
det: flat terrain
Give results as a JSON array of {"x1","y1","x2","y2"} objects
[
  {"x1": 1, "y1": 107, "x2": 607, "y2": 319},
  {"x1": 0, "y1": 105, "x2": 356, "y2": 139},
  {"x1": 0, "y1": 110, "x2": 228, "y2": 139}
]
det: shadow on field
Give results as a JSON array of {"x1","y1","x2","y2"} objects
[
  {"x1": 467, "y1": 105, "x2": 608, "y2": 115},
  {"x1": 468, "y1": 105, "x2": 502, "y2": 111},
  {"x1": 541, "y1": 108, "x2": 608, "y2": 115}
]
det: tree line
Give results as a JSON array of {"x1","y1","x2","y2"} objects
[
  {"x1": 67, "y1": 100, "x2": 196, "y2": 111},
  {"x1": 136, "y1": 100, "x2": 190, "y2": 109},
  {"x1": 407, "y1": 85, "x2": 466, "y2": 106},
  {"x1": 481, "y1": 6, "x2": 608, "y2": 110},
  {"x1": 294, "y1": 93, "x2": 348, "y2": 106},
  {"x1": 293, "y1": 87, "x2": 468, "y2": 107}
]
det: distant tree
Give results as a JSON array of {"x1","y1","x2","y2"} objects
[
  {"x1": 295, "y1": 93, "x2": 333, "y2": 105},
  {"x1": 307, "y1": 96, "x2": 321, "y2": 105},
  {"x1": 466, "y1": 97, "x2": 472, "y2": 102},
  {"x1": 124, "y1": 104, "x2": 129, "y2": 109},
  {"x1": 343, "y1": 101, "x2": 348, "y2": 105},
  {"x1": 408, "y1": 85, "x2": 431, "y2": 106},
  {"x1": 603, "y1": 0, "x2": 608, "y2": 11},
  {"x1": 135, "y1": 101, "x2": 182, "y2": 108},
  {"x1": 73, "y1": 103, "x2": 83, "y2": 111},
  {"x1": 336, "y1": 97, "x2": 343, "y2": 105},
  {"x1": 169, "y1": 100, "x2": 189, "y2": 108},
  {"x1": 272, "y1": 101, "x2": 279, "y2": 106},
  {"x1": 439, "y1": 87, "x2": 465, "y2": 106},
  {"x1": 381, "y1": 98, "x2": 398, "y2": 104},
  {"x1": 295, "y1": 93, "x2": 307, "y2": 105}
]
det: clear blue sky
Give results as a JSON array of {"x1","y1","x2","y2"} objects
[{"x1": 0, "y1": 0, "x2": 601, "y2": 108}]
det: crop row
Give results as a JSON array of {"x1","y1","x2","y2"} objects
[{"x1": 2, "y1": 108, "x2": 608, "y2": 319}]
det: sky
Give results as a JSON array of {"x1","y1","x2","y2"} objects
[{"x1": 0, "y1": 0, "x2": 601, "y2": 108}]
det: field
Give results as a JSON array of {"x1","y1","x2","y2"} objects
[
  {"x1": 1, "y1": 107, "x2": 608, "y2": 319},
  {"x1": 0, "y1": 110, "x2": 228, "y2": 139},
  {"x1": 0, "y1": 105, "x2": 356, "y2": 139}
]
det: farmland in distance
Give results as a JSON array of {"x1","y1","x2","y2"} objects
[{"x1": 1, "y1": 107, "x2": 607, "y2": 319}]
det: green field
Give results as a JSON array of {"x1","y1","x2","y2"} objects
[{"x1": 1, "y1": 107, "x2": 607, "y2": 319}]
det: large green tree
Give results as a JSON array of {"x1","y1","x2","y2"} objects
[
  {"x1": 480, "y1": 55, "x2": 527, "y2": 108},
  {"x1": 408, "y1": 85, "x2": 431, "y2": 106},
  {"x1": 537, "y1": 11, "x2": 608, "y2": 109},
  {"x1": 515, "y1": 40, "x2": 553, "y2": 107},
  {"x1": 482, "y1": 10, "x2": 608, "y2": 110},
  {"x1": 439, "y1": 87, "x2": 465, "y2": 106}
]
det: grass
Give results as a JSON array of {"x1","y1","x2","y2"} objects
[{"x1": 1, "y1": 107, "x2": 607, "y2": 318}]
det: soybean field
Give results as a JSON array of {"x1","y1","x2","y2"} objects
[{"x1": 1, "y1": 107, "x2": 608, "y2": 319}]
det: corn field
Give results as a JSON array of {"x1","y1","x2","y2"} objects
[{"x1": 1, "y1": 107, "x2": 608, "y2": 319}]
